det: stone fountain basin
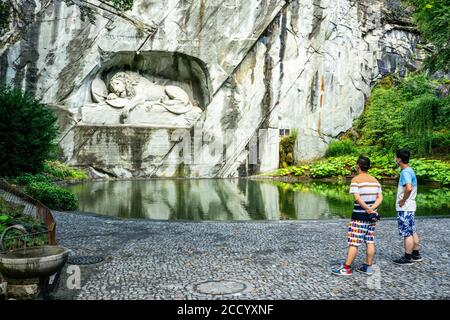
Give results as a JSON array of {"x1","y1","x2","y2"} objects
[{"x1": 0, "y1": 246, "x2": 70, "y2": 279}]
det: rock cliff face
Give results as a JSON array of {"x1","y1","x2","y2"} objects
[{"x1": 0, "y1": 0, "x2": 423, "y2": 177}]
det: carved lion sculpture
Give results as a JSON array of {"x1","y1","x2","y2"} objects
[{"x1": 91, "y1": 71, "x2": 194, "y2": 122}]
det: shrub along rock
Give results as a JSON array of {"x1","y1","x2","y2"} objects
[{"x1": 25, "y1": 181, "x2": 78, "y2": 211}]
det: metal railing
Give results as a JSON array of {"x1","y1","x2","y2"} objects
[{"x1": 0, "y1": 179, "x2": 56, "y2": 246}]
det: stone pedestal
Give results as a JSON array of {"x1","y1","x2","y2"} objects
[
  {"x1": 3, "y1": 278, "x2": 40, "y2": 300},
  {"x1": 0, "y1": 280, "x2": 7, "y2": 296}
]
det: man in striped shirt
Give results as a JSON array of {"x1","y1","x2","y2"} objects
[{"x1": 332, "y1": 155, "x2": 383, "y2": 276}]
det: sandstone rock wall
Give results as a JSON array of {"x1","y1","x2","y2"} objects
[{"x1": 0, "y1": 0, "x2": 422, "y2": 177}]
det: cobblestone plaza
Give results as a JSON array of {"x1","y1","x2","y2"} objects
[{"x1": 54, "y1": 212, "x2": 450, "y2": 300}]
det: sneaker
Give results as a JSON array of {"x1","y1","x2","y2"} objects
[
  {"x1": 331, "y1": 265, "x2": 353, "y2": 276},
  {"x1": 356, "y1": 264, "x2": 374, "y2": 276},
  {"x1": 412, "y1": 253, "x2": 423, "y2": 262},
  {"x1": 393, "y1": 256, "x2": 413, "y2": 265}
]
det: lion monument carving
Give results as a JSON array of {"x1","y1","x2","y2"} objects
[{"x1": 91, "y1": 71, "x2": 200, "y2": 124}]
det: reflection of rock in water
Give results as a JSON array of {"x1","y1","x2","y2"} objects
[
  {"x1": 188, "y1": 180, "x2": 225, "y2": 220},
  {"x1": 73, "y1": 179, "x2": 281, "y2": 220},
  {"x1": 71, "y1": 180, "x2": 335, "y2": 220},
  {"x1": 68, "y1": 180, "x2": 447, "y2": 220},
  {"x1": 294, "y1": 193, "x2": 332, "y2": 220},
  {"x1": 258, "y1": 183, "x2": 279, "y2": 220},
  {"x1": 141, "y1": 180, "x2": 176, "y2": 220},
  {"x1": 213, "y1": 180, "x2": 249, "y2": 220},
  {"x1": 177, "y1": 179, "x2": 249, "y2": 221}
]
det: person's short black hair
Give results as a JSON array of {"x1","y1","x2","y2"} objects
[
  {"x1": 357, "y1": 155, "x2": 370, "y2": 172},
  {"x1": 396, "y1": 148, "x2": 410, "y2": 164}
]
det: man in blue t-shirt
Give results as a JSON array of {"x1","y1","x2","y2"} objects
[{"x1": 393, "y1": 149, "x2": 423, "y2": 265}]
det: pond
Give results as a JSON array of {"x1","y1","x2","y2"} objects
[{"x1": 66, "y1": 179, "x2": 450, "y2": 221}]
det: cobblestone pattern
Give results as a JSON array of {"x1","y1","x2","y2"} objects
[{"x1": 50, "y1": 212, "x2": 450, "y2": 300}]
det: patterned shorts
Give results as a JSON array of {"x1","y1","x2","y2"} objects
[
  {"x1": 347, "y1": 220, "x2": 376, "y2": 247},
  {"x1": 397, "y1": 211, "x2": 416, "y2": 237}
]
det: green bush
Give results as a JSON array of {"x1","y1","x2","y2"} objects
[
  {"x1": 13, "y1": 161, "x2": 87, "y2": 189},
  {"x1": 13, "y1": 173, "x2": 51, "y2": 185},
  {"x1": 43, "y1": 160, "x2": 88, "y2": 181},
  {"x1": 292, "y1": 166, "x2": 309, "y2": 176},
  {"x1": 431, "y1": 129, "x2": 450, "y2": 154},
  {"x1": 269, "y1": 149, "x2": 450, "y2": 185},
  {"x1": 0, "y1": 87, "x2": 58, "y2": 177},
  {"x1": 9, "y1": 161, "x2": 84, "y2": 212},
  {"x1": 26, "y1": 181, "x2": 78, "y2": 211},
  {"x1": 0, "y1": 213, "x2": 11, "y2": 235},
  {"x1": 369, "y1": 153, "x2": 397, "y2": 169},
  {"x1": 400, "y1": 73, "x2": 436, "y2": 100},
  {"x1": 410, "y1": 159, "x2": 450, "y2": 185},
  {"x1": 274, "y1": 167, "x2": 293, "y2": 176},
  {"x1": 269, "y1": 165, "x2": 309, "y2": 177},
  {"x1": 325, "y1": 139, "x2": 357, "y2": 157},
  {"x1": 309, "y1": 159, "x2": 351, "y2": 178}
]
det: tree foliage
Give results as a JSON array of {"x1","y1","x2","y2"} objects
[
  {"x1": 0, "y1": 87, "x2": 58, "y2": 177},
  {"x1": 357, "y1": 83, "x2": 407, "y2": 150},
  {"x1": 405, "y1": 94, "x2": 438, "y2": 155},
  {"x1": 0, "y1": 0, "x2": 9, "y2": 32},
  {"x1": 407, "y1": 0, "x2": 450, "y2": 72},
  {"x1": 356, "y1": 74, "x2": 450, "y2": 156}
]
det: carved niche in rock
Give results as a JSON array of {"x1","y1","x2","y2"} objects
[{"x1": 84, "y1": 70, "x2": 203, "y2": 127}]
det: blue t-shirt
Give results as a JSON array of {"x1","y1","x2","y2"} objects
[
  {"x1": 399, "y1": 167, "x2": 417, "y2": 187},
  {"x1": 396, "y1": 167, "x2": 418, "y2": 211}
]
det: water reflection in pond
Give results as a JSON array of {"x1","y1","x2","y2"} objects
[{"x1": 66, "y1": 179, "x2": 450, "y2": 221}]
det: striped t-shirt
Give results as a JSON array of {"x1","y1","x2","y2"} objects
[{"x1": 349, "y1": 173, "x2": 382, "y2": 221}]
